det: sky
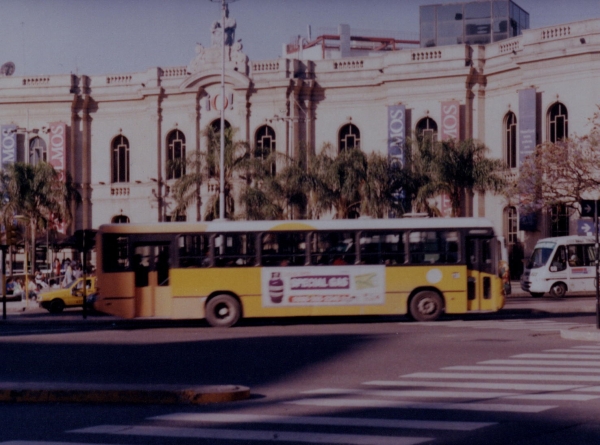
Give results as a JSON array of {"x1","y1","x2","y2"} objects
[{"x1": 0, "y1": 0, "x2": 598, "y2": 77}]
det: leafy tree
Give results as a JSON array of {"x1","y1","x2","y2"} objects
[{"x1": 516, "y1": 110, "x2": 600, "y2": 215}]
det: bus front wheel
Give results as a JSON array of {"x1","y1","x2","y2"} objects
[
  {"x1": 409, "y1": 291, "x2": 443, "y2": 322},
  {"x1": 205, "y1": 294, "x2": 241, "y2": 327}
]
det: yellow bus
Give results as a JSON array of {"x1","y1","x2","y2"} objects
[{"x1": 93, "y1": 218, "x2": 507, "y2": 327}]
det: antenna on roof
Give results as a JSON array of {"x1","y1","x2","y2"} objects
[
  {"x1": 0, "y1": 61, "x2": 15, "y2": 76},
  {"x1": 307, "y1": 25, "x2": 312, "y2": 41}
]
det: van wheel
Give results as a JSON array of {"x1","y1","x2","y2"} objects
[
  {"x1": 205, "y1": 294, "x2": 241, "y2": 327},
  {"x1": 48, "y1": 299, "x2": 65, "y2": 314},
  {"x1": 409, "y1": 291, "x2": 443, "y2": 322},
  {"x1": 550, "y1": 283, "x2": 567, "y2": 298}
]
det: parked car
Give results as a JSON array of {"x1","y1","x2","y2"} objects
[{"x1": 37, "y1": 276, "x2": 97, "y2": 314}]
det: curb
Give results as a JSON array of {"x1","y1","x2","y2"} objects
[
  {"x1": 0, "y1": 383, "x2": 250, "y2": 405},
  {"x1": 560, "y1": 325, "x2": 600, "y2": 342}
]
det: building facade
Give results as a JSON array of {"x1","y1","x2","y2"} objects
[{"x1": 0, "y1": 9, "x2": 598, "y2": 276}]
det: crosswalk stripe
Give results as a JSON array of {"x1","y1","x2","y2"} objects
[
  {"x1": 544, "y1": 349, "x2": 600, "y2": 353},
  {"x1": 506, "y1": 394, "x2": 599, "y2": 401},
  {"x1": 481, "y1": 359, "x2": 600, "y2": 367},
  {"x1": 514, "y1": 353, "x2": 600, "y2": 359},
  {"x1": 151, "y1": 413, "x2": 495, "y2": 432},
  {"x1": 302, "y1": 388, "x2": 518, "y2": 399},
  {"x1": 71, "y1": 424, "x2": 432, "y2": 445},
  {"x1": 286, "y1": 398, "x2": 555, "y2": 413},
  {"x1": 403, "y1": 372, "x2": 600, "y2": 382},
  {"x1": 303, "y1": 388, "x2": 599, "y2": 402},
  {"x1": 364, "y1": 380, "x2": 582, "y2": 391},
  {"x1": 444, "y1": 365, "x2": 600, "y2": 373}
]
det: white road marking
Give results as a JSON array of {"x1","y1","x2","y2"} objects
[
  {"x1": 481, "y1": 359, "x2": 600, "y2": 367},
  {"x1": 302, "y1": 388, "x2": 518, "y2": 399},
  {"x1": 286, "y1": 398, "x2": 555, "y2": 413},
  {"x1": 403, "y1": 372, "x2": 600, "y2": 382},
  {"x1": 514, "y1": 353, "x2": 600, "y2": 360},
  {"x1": 444, "y1": 365, "x2": 600, "y2": 374},
  {"x1": 365, "y1": 380, "x2": 582, "y2": 391},
  {"x1": 151, "y1": 413, "x2": 496, "y2": 431},
  {"x1": 71, "y1": 424, "x2": 432, "y2": 445}
]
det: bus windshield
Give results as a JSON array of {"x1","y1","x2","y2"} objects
[{"x1": 527, "y1": 247, "x2": 554, "y2": 269}]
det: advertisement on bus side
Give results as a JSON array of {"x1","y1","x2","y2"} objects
[{"x1": 261, "y1": 266, "x2": 385, "y2": 307}]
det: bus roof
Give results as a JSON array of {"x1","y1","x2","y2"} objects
[{"x1": 98, "y1": 217, "x2": 496, "y2": 235}]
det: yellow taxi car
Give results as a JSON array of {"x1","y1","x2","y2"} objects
[{"x1": 37, "y1": 276, "x2": 97, "y2": 314}]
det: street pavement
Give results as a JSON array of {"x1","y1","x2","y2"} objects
[{"x1": 0, "y1": 281, "x2": 599, "y2": 406}]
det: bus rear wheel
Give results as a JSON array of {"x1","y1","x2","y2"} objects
[
  {"x1": 205, "y1": 294, "x2": 241, "y2": 327},
  {"x1": 550, "y1": 282, "x2": 567, "y2": 298},
  {"x1": 409, "y1": 291, "x2": 443, "y2": 322}
]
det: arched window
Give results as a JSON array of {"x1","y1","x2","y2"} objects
[
  {"x1": 548, "y1": 102, "x2": 568, "y2": 143},
  {"x1": 208, "y1": 120, "x2": 231, "y2": 177},
  {"x1": 504, "y1": 112, "x2": 517, "y2": 169},
  {"x1": 111, "y1": 135, "x2": 130, "y2": 183},
  {"x1": 338, "y1": 124, "x2": 360, "y2": 152},
  {"x1": 166, "y1": 130, "x2": 186, "y2": 180},
  {"x1": 255, "y1": 125, "x2": 276, "y2": 175},
  {"x1": 111, "y1": 215, "x2": 130, "y2": 224},
  {"x1": 416, "y1": 117, "x2": 438, "y2": 142},
  {"x1": 29, "y1": 137, "x2": 47, "y2": 165}
]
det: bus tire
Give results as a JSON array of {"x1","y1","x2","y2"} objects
[
  {"x1": 550, "y1": 282, "x2": 567, "y2": 298},
  {"x1": 205, "y1": 294, "x2": 241, "y2": 327},
  {"x1": 48, "y1": 299, "x2": 65, "y2": 314},
  {"x1": 409, "y1": 291, "x2": 443, "y2": 322}
]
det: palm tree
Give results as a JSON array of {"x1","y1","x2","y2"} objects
[
  {"x1": 424, "y1": 138, "x2": 508, "y2": 217},
  {"x1": 170, "y1": 124, "x2": 249, "y2": 221},
  {"x1": 309, "y1": 144, "x2": 367, "y2": 219},
  {"x1": 361, "y1": 152, "x2": 407, "y2": 218},
  {"x1": 0, "y1": 161, "x2": 80, "y2": 276}
]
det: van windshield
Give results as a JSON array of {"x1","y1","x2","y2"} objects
[{"x1": 527, "y1": 247, "x2": 554, "y2": 269}]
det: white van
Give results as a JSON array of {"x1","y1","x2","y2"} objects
[{"x1": 521, "y1": 235, "x2": 596, "y2": 297}]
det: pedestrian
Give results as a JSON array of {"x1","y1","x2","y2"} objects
[
  {"x1": 62, "y1": 259, "x2": 74, "y2": 287},
  {"x1": 53, "y1": 258, "x2": 61, "y2": 279}
]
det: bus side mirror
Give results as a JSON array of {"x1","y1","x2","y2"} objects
[{"x1": 550, "y1": 266, "x2": 557, "y2": 272}]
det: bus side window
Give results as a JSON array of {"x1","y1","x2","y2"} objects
[
  {"x1": 311, "y1": 231, "x2": 355, "y2": 265},
  {"x1": 567, "y1": 245, "x2": 582, "y2": 267},
  {"x1": 261, "y1": 232, "x2": 306, "y2": 266},
  {"x1": 178, "y1": 234, "x2": 209, "y2": 268},
  {"x1": 550, "y1": 246, "x2": 567, "y2": 272}
]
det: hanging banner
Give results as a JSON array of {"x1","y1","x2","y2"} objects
[
  {"x1": 48, "y1": 122, "x2": 67, "y2": 181},
  {"x1": 518, "y1": 88, "x2": 536, "y2": 167},
  {"x1": 388, "y1": 104, "x2": 405, "y2": 168},
  {"x1": 441, "y1": 100, "x2": 460, "y2": 140},
  {"x1": 388, "y1": 105, "x2": 406, "y2": 217},
  {"x1": 1, "y1": 124, "x2": 17, "y2": 168},
  {"x1": 48, "y1": 122, "x2": 68, "y2": 234},
  {"x1": 439, "y1": 101, "x2": 461, "y2": 216}
]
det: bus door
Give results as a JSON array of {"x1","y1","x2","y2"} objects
[
  {"x1": 566, "y1": 243, "x2": 595, "y2": 292},
  {"x1": 133, "y1": 243, "x2": 172, "y2": 317},
  {"x1": 466, "y1": 237, "x2": 495, "y2": 311}
]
